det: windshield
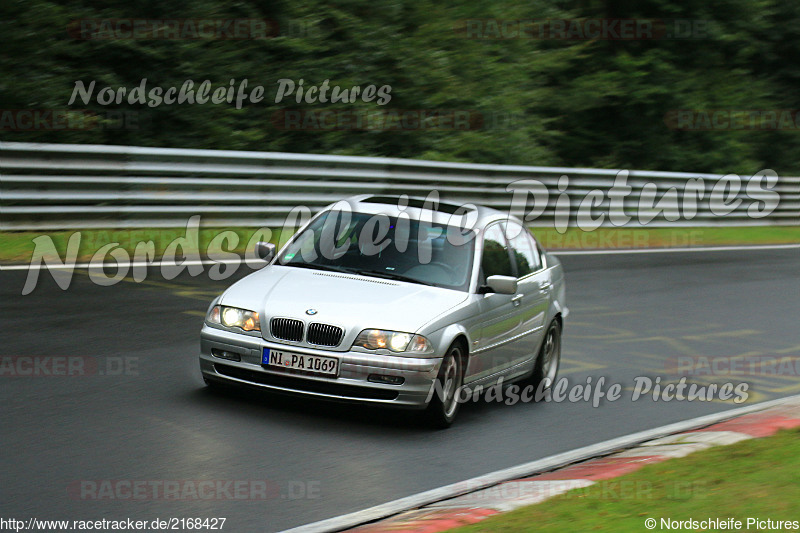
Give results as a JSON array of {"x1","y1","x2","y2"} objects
[{"x1": 278, "y1": 210, "x2": 476, "y2": 291}]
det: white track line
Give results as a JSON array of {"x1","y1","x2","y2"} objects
[
  {"x1": 280, "y1": 393, "x2": 800, "y2": 533},
  {"x1": 551, "y1": 243, "x2": 800, "y2": 255},
  {"x1": 1, "y1": 243, "x2": 798, "y2": 272}
]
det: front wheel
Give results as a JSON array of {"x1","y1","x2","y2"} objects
[
  {"x1": 424, "y1": 343, "x2": 464, "y2": 429},
  {"x1": 529, "y1": 320, "x2": 561, "y2": 394}
]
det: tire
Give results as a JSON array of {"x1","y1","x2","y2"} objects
[
  {"x1": 529, "y1": 320, "x2": 561, "y2": 395},
  {"x1": 424, "y1": 343, "x2": 464, "y2": 429}
]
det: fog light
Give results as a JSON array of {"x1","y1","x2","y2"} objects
[
  {"x1": 211, "y1": 348, "x2": 241, "y2": 362},
  {"x1": 368, "y1": 374, "x2": 405, "y2": 385}
]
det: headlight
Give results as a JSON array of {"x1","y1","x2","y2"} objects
[
  {"x1": 207, "y1": 305, "x2": 260, "y2": 332},
  {"x1": 354, "y1": 329, "x2": 434, "y2": 354}
]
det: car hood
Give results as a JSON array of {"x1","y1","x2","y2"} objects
[{"x1": 220, "y1": 265, "x2": 468, "y2": 338}]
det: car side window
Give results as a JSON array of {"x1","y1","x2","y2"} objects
[
  {"x1": 506, "y1": 222, "x2": 541, "y2": 277},
  {"x1": 481, "y1": 223, "x2": 513, "y2": 279},
  {"x1": 530, "y1": 234, "x2": 544, "y2": 269}
]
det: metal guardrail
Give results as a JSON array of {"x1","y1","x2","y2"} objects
[{"x1": 1, "y1": 141, "x2": 798, "y2": 229}]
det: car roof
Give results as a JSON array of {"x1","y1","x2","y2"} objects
[{"x1": 326, "y1": 194, "x2": 516, "y2": 228}]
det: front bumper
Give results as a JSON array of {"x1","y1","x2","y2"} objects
[{"x1": 199, "y1": 324, "x2": 442, "y2": 408}]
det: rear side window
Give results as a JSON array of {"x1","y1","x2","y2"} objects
[
  {"x1": 481, "y1": 223, "x2": 513, "y2": 278},
  {"x1": 506, "y1": 222, "x2": 541, "y2": 277}
]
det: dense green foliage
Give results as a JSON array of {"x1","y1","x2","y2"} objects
[{"x1": 2, "y1": 0, "x2": 800, "y2": 173}]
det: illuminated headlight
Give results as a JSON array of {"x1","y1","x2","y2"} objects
[
  {"x1": 354, "y1": 329, "x2": 434, "y2": 354},
  {"x1": 207, "y1": 305, "x2": 260, "y2": 332}
]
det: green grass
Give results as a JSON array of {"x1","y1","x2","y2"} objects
[
  {"x1": 453, "y1": 427, "x2": 800, "y2": 533},
  {"x1": 0, "y1": 227, "x2": 284, "y2": 264},
  {"x1": 1, "y1": 225, "x2": 799, "y2": 264}
]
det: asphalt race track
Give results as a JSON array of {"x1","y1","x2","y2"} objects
[{"x1": 2, "y1": 248, "x2": 799, "y2": 532}]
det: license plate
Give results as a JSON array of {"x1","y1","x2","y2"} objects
[{"x1": 262, "y1": 348, "x2": 339, "y2": 377}]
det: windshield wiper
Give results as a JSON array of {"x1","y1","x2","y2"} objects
[
  {"x1": 353, "y1": 269, "x2": 433, "y2": 286},
  {"x1": 285, "y1": 262, "x2": 355, "y2": 274}
]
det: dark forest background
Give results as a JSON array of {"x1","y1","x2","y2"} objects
[{"x1": 3, "y1": 0, "x2": 800, "y2": 174}]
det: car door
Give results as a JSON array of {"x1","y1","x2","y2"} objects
[
  {"x1": 505, "y1": 221, "x2": 550, "y2": 367},
  {"x1": 466, "y1": 222, "x2": 523, "y2": 383}
]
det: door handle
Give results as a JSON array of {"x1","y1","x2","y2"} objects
[
  {"x1": 511, "y1": 293, "x2": 524, "y2": 306},
  {"x1": 539, "y1": 282, "x2": 552, "y2": 292}
]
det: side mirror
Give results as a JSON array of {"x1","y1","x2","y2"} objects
[
  {"x1": 254, "y1": 242, "x2": 276, "y2": 262},
  {"x1": 485, "y1": 275, "x2": 517, "y2": 295}
]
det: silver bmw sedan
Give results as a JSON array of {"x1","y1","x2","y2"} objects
[{"x1": 199, "y1": 195, "x2": 567, "y2": 427}]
